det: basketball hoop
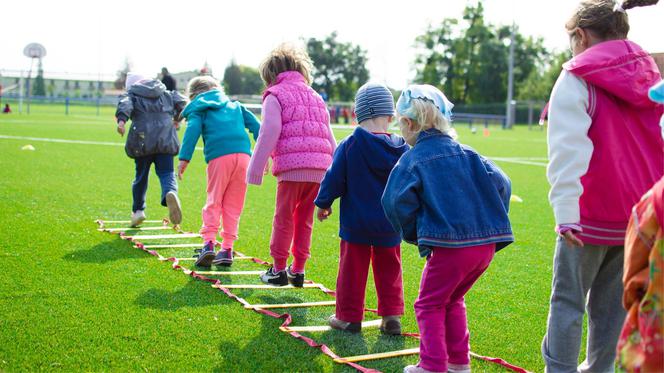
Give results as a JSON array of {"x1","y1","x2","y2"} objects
[{"x1": 23, "y1": 43, "x2": 47, "y2": 59}]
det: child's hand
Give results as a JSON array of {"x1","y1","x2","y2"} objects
[
  {"x1": 317, "y1": 207, "x2": 332, "y2": 222},
  {"x1": 264, "y1": 159, "x2": 271, "y2": 176},
  {"x1": 117, "y1": 121, "x2": 126, "y2": 137},
  {"x1": 556, "y1": 224, "x2": 584, "y2": 247},
  {"x1": 562, "y1": 230, "x2": 584, "y2": 247},
  {"x1": 178, "y1": 160, "x2": 189, "y2": 180}
]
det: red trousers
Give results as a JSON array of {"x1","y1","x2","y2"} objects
[
  {"x1": 269, "y1": 181, "x2": 320, "y2": 272},
  {"x1": 335, "y1": 240, "x2": 404, "y2": 323}
]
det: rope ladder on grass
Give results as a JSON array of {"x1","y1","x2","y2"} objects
[{"x1": 96, "y1": 218, "x2": 531, "y2": 373}]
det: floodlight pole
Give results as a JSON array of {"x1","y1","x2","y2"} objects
[{"x1": 505, "y1": 22, "x2": 515, "y2": 129}]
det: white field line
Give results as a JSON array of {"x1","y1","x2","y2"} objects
[
  {"x1": 2, "y1": 134, "x2": 547, "y2": 167},
  {"x1": 0, "y1": 135, "x2": 203, "y2": 151}
]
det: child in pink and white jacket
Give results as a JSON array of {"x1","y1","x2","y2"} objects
[
  {"x1": 542, "y1": 1, "x2": 663, "y2": 372},
  {"x1": 246, "y1": 44, "x2": 337, "y2": 287}
]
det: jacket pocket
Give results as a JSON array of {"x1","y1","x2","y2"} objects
[{"x1": 125, "y1": 124, "x2": 146, "y2": 158}]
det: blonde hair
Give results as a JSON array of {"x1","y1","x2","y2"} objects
[
  {"x1": 187, "y1": 75, "x2": 221, "y2": 100},
  {"x1": 399, "y1": 99, "x2": 457, "y2": 139},
  {"x1": 259, "y1": 43, "x2": 313, "y2": 86}
]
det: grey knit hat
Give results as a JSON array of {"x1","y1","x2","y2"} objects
[{"x1": 354, "y1": 83, "x2": 395, "y2": 124}]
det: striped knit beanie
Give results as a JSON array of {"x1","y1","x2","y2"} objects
[{"x1": 354, "y1": 83, "x2": 395, "y2": 124}]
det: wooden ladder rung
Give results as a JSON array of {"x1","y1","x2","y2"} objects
[
  {"x1": 245, "y1": 300, "x2": 336, "y2": 310},
  {"x1": 127, "y1": 233, "x2": 200, "y2": 240},
  {"x1": 281, "y1": 319, "x2": 381, "y2": 333},
  {"x1": 333, "y1": 347, "x2": 420, "y2": 363}
]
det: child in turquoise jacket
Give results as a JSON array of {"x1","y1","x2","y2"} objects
[{"x1": 178, "y1": 76, "x2": 260, "y2": 267}]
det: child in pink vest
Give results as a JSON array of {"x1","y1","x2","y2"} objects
[
  {"x1": 247, "y1": 44, "x2": 337, "y2": 287},
  {"x1": 542, "y1": 1, "x2": 663, "y2": 372}
]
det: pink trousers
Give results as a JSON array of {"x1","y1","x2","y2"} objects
[
  {"x1": 415, "y1": 244, "x2": 495, "y2": 372},
  {"x1": 335, "y1": 240, "x2": 404, "y2": 323},
  {"x1": 269, "y1": 181, "x2": 320, "y2": 272},
  {"x1": 200, "y1": 153, "x2": 250, "y2": 249}
]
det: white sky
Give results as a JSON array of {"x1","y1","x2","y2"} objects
[{"x1": 2, "y1": 0, "x2": 663, "y2": 89}]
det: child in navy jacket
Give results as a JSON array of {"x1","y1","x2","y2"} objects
[{"x1": 315, "y1": 83, "x2": 409, "y2": 335}]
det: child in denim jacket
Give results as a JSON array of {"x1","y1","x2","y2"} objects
[{"x1": 381, "y1": 85, "x2": 513, "y2": 373}]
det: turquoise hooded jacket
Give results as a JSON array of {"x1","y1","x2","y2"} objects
[{"x1": 179, "y1": 89, "x2": 260, "y2": 163}]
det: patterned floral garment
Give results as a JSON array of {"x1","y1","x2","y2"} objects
[{"x1": 617, "y1": 177, "x2": 664, "y2": 372}]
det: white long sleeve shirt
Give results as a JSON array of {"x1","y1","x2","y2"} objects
[{"x1": 546, "y1": 70, "x2": 594, "y2": 226}]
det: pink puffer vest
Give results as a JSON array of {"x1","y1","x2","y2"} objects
[
  {"x1": 564, "y1": 40, "x2": 664, "y2": 245},
  {"x1": 263, "y1": 71, "x2": 333, "y2": 175}
]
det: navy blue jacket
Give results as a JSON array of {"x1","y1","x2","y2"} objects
[
  {"x1": 382, "y1": 129, "x2": 513, "y2": 257},
  {"x1": 315, "y1": 127, "x2": 409, "y2": 247}
]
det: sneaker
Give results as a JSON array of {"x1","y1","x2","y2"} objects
[
  {"x1": 130, "y1": 210, "x2": 146, "y2": 227},
  {"x1": 212, "y1": 249, "x2": 233, "y2": 267},
  {"x1": 380, "y1": 315, "x2": 402, "y2": 335},
  {"x1": 447, "y1": 363, "x2": 471, "y2": 373},
  {"x1": 403, "y1": 365, "x2": 443, "y2": 373},
  {"x1": 165, "y1": 192, "x2": 182, "y2": 225},
  {"x1": 194, "y1": 241, "x2": 215, "y2": 267},
  {"x1": 328, "y1": 314, "x2": 361, "y2": 333},
  {"x1": 260, "y1": 267, "x2": 288, "y2": 286},
  {"x1": 286, "y1": 265, "x2": 304, "y2": 287}
]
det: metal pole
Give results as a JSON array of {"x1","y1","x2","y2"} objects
[
  {"x1": 19, "y1": 71, "x2": 24, "y2": 114},
  {"x1": 506, "y1": 23, "x2": 515, "y2": 129}
]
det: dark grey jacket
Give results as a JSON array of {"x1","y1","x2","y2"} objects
[{"x1": 115, "y1": 80, "x2": 187, "y2": 158}]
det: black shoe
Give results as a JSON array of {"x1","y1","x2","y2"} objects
[
  {"x1": 286, "y1": 265, "x2": 304, "y2": 287},
  {"x1": 328, "y1": 315, "x2": 362, "y2": 333},
  {"x1": 212, "y1": 249, "x2": 233, "y2": 267},
  {"x1": 260, "y1": 267, "x2": 288, "y2": 286},
  {"x1": 194, "y1": 242, "x2": 215, "y2": 267}
]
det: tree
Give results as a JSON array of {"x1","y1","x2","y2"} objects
[
  {"x1": 114, "y1": 58, "x2": 132, "y2": 90},
  {"x1": 305, "y1": 32, "x2": 369, "y2": 101},
  {"x1": 517, "y1": 50, "x2": 571, "y2": 101},
  {"x1": 223, "y1": 60, "x2": 264, "y2": 95},
  {"x1": 413, "y1": 1, "x2": 549, "y2": 104},
  {"x1": 33, "y1": 59, "x2": 46, "y2": 96}
]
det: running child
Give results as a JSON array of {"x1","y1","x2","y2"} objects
[{"x1": 115, "y1": 73, "x2": 187, "y2": 227}]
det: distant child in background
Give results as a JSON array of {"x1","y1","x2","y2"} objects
[
  {"x1": 616, "y1": 81, "x2": 664, "y2": 373},
  {"x1": 542, "y1": 1, "x2": 663, "y2": 371},
  {"x1": 381, "y1": 85, "x2": 513, "y2": 373},
  {"x1": 315, "y1": 83, "x2": 409, "y2": 335},
  {"x1": 246, "y1": 43, "x2": 336, "y2": 287},
  {"x1": 178, "y1": 76, "x2": 260, "y2": 267},
  {"x1": 115, "y1": 73, "x2": 187, "y2": 227},
  {"x1": 2, "y1": 104, "x2": 10, "y2": 114}
]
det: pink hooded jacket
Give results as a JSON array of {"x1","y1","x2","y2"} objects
[{"x1": 563, "y1": 40, "x2": 663, "y2": 245}]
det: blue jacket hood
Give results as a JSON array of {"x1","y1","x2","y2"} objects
[
  {"x1": 182, "y1": 89, "x2": 229, "y2": 118},
  {"x1": 352, "y1": 126, "x2": 408, "y2": 176}
]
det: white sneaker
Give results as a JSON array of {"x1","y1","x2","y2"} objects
[
  {"x1": 448, "y1": 363, "x2": 471, "y2": 373},
  {"x1": 403, "y1": 365, "x2": 444, "y2": 373},
  {"x1": 130, "y1": 210, "x2": 146, "y2": 227},
  {"x1": 165, "y1": 192, "x2": 182, "y2": 225}
]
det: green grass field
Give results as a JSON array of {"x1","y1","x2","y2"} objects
[{"x1": 0, "y1": 105, "x2": 566, "y2": 372}]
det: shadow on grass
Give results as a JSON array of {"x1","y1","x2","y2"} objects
[
  {"x1": 64, "y1": 238, "x2": 147, "y2": 264},
  {"x1": 213, "y1": 310, "x2": 325, "y2": 372},
  {"x1": 134, "y1": 279, "x2": 232, "y2": 311}
]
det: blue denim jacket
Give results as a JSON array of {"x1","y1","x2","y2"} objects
[{"x1": 381, "y1": 129, "x2": 513, "y2": 257}]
